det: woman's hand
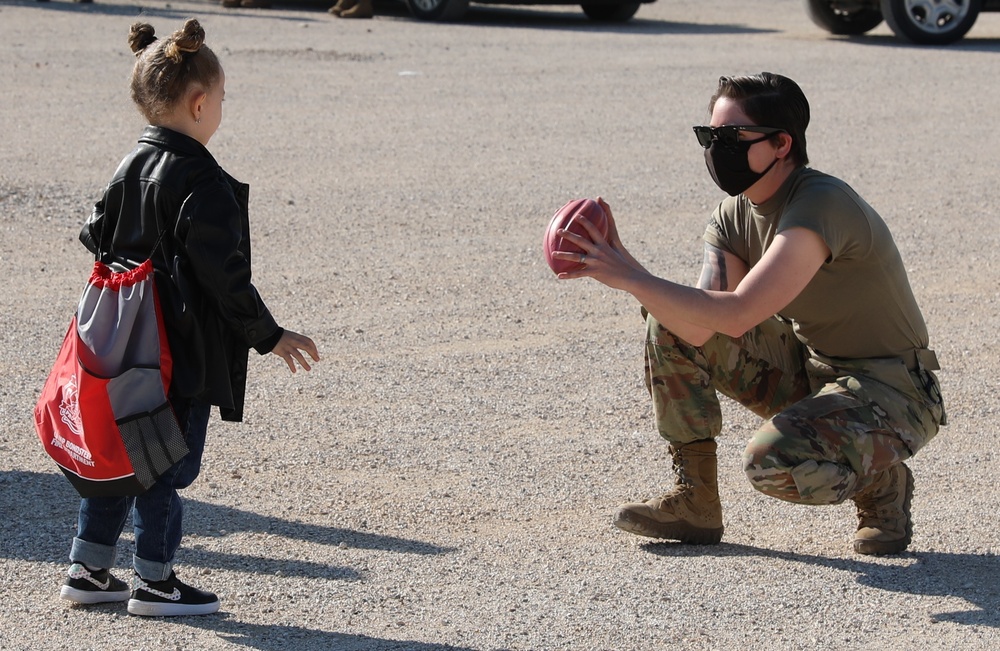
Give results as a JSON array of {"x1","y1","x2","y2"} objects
[
  {"x1": 551, "y1": 196, "x2": 647, "y2": 292},
  {"x1": 596, "y1": 197, "x2": 623, "y2": 248},
  {"x1": 271, "y1": 330, "x2": 321, "y2": 373}
]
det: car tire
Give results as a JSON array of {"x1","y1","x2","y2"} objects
[
  {"x1": 581, "y1": 2, "x2": 641, "y2": 21},
  {"x1": 804, "y1": 0, "x2": 884, "y2": 35},
  {"x1": 406, "y1": 0, "x2": 470, "y2": 21},
  {"x1": 879, "y1": 0, "x2": 981, "y2": 44}
]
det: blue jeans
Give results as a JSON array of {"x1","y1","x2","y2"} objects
[{"x1": 69, "y1": 398, "x2": 211, "y2": 581}]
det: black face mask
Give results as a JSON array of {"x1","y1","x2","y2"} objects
[{"x1": 704, "y1": 135, "x2": 779, "y2": 196}]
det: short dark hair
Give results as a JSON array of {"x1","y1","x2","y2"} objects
[{"x1": 709, "y1": 72, "x2": 810, "y2": 166}]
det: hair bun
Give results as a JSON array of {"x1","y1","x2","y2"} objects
[
  {"x1": 127, "y1": 22, "x2": 157, "y2": 56},
  {"x1": 164, "y1": 18, "x2": 206, "y2": 62}
]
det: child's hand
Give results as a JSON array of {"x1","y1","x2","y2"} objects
[{"x1": 271, "y1": 330, "x2": 320, "y2": 373}]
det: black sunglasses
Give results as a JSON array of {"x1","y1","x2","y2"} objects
[{"x1": 692, "y1": 125, "x2": 786, "y2": 150}]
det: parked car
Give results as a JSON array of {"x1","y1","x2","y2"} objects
[
  {"x1": 805, "y1": 0, "x2": 1000, "y2": 45},
  {"x1": 405, "y1": 0, "x2": 656, "y2": 22}
]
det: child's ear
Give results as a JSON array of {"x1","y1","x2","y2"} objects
[{"x1": 189, "y1": 91, "x2": 208, "y2": 122}]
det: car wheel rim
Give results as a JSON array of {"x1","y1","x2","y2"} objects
[
  {"x1": 903, "y1": 0, "x2": 971, "y2": 34},
  {"x1": 411, "y1": 0, "x2": 439, "y2": 10}
]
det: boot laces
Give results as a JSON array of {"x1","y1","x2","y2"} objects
[
  {"x1": 652, "y1": 455, "x2": 694, "y2": 504},
  {"x1": 854, "y1": 474, "x2": 904, "y2": 524}
]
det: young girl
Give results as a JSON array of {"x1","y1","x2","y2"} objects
[{"x1": 60, "y1": 18, "x2": 320, "y2": 617}]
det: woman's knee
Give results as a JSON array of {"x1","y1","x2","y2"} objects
[{"x1": 742, "y1": 431, "x2": 802, "y2": 502}]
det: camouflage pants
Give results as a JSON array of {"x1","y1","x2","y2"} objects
[{"x1": 644, "y1": 313, "x2": 945, "y2": 505}]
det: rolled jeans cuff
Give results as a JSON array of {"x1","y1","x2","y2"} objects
[
  {"x1": 133, "y1": 554, "x2": 174, "y2": 582},
  {"x1": 69, "y1": 536, "x2": 117, "y2": 570}
]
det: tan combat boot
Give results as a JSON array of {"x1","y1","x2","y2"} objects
[
  {"x1": 340, "y1": 0, "x2": 373, "y2": 18},
  {"x1": 852, "y1": 463, "x2": 913, "y2": 555},
  {"x1": 613, "y1": 439, "x2": 724, "y2": 544}
]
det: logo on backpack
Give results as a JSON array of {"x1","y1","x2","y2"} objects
[
  {"x1": 50, "y1": 374, "x2": 94, "y2": 466},
  {"x1": 59, "y1": 374, "x2": 83, "y2": 437}
]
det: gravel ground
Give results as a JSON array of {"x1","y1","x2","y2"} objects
[{"x1": 1, "y1": 1, "x2": 998, "y2": 649}]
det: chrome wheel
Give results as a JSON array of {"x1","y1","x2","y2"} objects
[
  {"x1": 880, "y1": 0, "x2": 981, "y2": 43},
  {"x1": 902, "y1": 0, "x2": 971, "y2": 34}
]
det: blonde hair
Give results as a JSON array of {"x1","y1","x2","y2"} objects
[{"x1": 127, "y1": 19, "x2": 222, "y2": 123}]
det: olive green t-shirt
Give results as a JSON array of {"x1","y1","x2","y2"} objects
[{"x1": 703, "y1": 167, "x2": 929, "y2": 361}]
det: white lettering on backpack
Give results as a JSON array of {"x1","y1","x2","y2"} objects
[{"x1": 50, "y1": 433, "x2": 95, "y2": 467}]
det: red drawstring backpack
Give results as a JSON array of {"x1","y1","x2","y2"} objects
[{"x1": 35, "y1": 234, "x2": 188, "y2": 497}]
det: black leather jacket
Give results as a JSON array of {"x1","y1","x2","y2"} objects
[{"x1": 80, "y1": 126, "x2": 282, "y2": 422}]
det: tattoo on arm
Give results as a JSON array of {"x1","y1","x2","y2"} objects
[{"x1": 698, "y1": 245, "x2": 728, "y2": 291}]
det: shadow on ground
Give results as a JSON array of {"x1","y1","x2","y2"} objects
[
  {"x1": 17, "y1": 0, "x2": 778, "y2": 36},
  {"x1": 836, "y1": 33, "x2": 1000, "y2": 53},
  {"x1": 62, "y1": 607, "x2": 476, "y2": 650},
  {"x1": 641, "y1": 540, "x2": 1000, "y2": 628},
  {"x1": 1, "y1": 469, "x2": 453, "y2": 583},
  {"x1": 190, "y1": 613, "x2": 479, "y2": 651},
  {"x1": 5, "y1": 469, "x2": 465, "y2": 649}
]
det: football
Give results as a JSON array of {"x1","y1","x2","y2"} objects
[{"x1": 543, "y1": 198, "x2": 609, "y2": 274}]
